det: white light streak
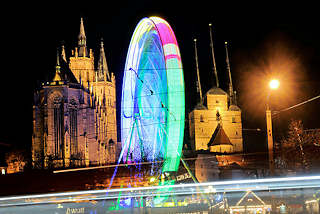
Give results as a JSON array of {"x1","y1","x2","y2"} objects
[{"x1": 1, "y1": 175, "x2": 320, "y2": 207}]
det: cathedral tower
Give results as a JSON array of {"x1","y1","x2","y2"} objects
[
  {"x1": 69, "y1": 18, "x2": 95, "y2": 89},
  {"x1": 69, "y1": 18, "x2": 118, "y2": 163},
  {"x1": 92, "y1": 39, "x2": 118, "y2": 162},
  {"x1": 32, "y1": 18, "x2": 118, "y2": 169}
]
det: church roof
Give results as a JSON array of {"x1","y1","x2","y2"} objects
[
  {"x1": 194, "y1": 102, "x2": 207, "y2": 110},
  {"x1": 235, "y1": 191, "x2": 267, "y2": 207},
  {"x1": 51, "y1": 49, "x2": 78, "y2": 84},
  {"x1": 59, "y1": 56, "x2": 78, "y2": 84},
  {"x1": 229, "y1": 104, "x2": 241, "y2": 111},
  {"x1": 206, "y1": 87, "x2": 228, "y2": 96},
  {"x1": 208, "y1": 123, "x2": 232, "y2": 147}
]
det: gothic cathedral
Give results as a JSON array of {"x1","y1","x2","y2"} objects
[{"x1": 32, "y1": 18, "x2": 118, "y2": 169}]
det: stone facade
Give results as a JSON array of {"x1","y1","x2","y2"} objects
[
  {"x1": 189, "y1": 87, "x2": 243, "y2": 153},
  {"x1": 32, "y1": 18, "x2": 117, "y2": 169}
]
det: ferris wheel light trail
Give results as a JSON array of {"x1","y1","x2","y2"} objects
[{"x1": 121, "y1": 17, "x2": 185, "y2": 172}]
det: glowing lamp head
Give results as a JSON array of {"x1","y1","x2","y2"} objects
[{"x1": 269, "y1": 79, "x2": 280, "y2": 90}]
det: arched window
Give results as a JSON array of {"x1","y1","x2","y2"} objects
[
  {"x1": 69, "y1": 99, "x2": 78, "y2": 155},
  {"x1": 53, "y1": 97, "x2": 63, "y2": 158},
  {"x1": 200, "y1": 115, "x2": 204, "y2": 122}
]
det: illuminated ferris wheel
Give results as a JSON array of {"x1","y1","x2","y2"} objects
[{"x1": 121, "y1": 17, "x2": 185, "y2": 173}]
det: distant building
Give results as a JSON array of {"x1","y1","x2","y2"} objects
[
  {"x1": 189, "y1": 40, "x2": 243, "y2": 154},
  {"x1": 32, "y1": 18, "x2": 117, "y2": 169},
  {"x1": 190, "y1": 35, "x2": 244, "y2": 183},
  {"x1": 189, "y1": 87, "x2": 243, "y2": 153}
]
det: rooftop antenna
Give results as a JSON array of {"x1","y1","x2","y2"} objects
[
  {"x1": 209, "y1": 23, "x2": 219, "y2": 88},
  {"x1": 225, "y1": 41, "x2": 234, "y2": 104},
  {"x1": 194, "y1": 38, "x2": 203, "y2": 103}
]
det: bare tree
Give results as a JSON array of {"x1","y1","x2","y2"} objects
[{"x1": 277, "y1": 120, "x2": 320, "y2": 172}]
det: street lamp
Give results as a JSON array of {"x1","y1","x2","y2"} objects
[
  {"x1": 269, "y1": 79, "x2": 280, "y2": 90},
  {"x1": 266, "y1": 79, "x2": 279, "y2": 176}
]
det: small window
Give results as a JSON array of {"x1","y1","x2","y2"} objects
[
  {"x1": 200, "y1": 115, "x2": 204, "y2": 122},
  {"x1": 216, "y1": 100, "x2": 219, "y2": 104},
  {"x1": 232, "y1": 117, "x2": 236, "y2": 123}
]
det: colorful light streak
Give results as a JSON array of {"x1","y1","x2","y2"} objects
[
  {"x1": 121, "y1": 17, "x2": 185, "y2": 172},
  {"x1": 2, "y1": 175, "x2": 320, "y2": 207}
]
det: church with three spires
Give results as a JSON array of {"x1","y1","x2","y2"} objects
[
  {"x1": 190, "y1": 26, "x2": 245, "y2": 183},
  {"x1": 32, "y1": 18, "x2": 118, "y2": 168},
  {"x1": 189, "y1": 26, "x2": 243, "y2": 155}
]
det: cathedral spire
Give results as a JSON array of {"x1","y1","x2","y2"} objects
[
  {"x1": 61, "y1": 44, "x2": 67, "y2": 62},
  {"x1": 78, "y1": 17, "x2": 87, "y2": 57},
  {"x1": 209, "y1": 23, "x2": 219, "y2": 88},
  {"x1": 225, "y1": 41, "x2": 234, "y2": 104},
  {"x1": 193, "y1": 38, "x2": 203, "y2": 103},
  {"x1": 53, "y1": 49, "x2": 63, "y2": 82},
  {"x1": 97, "y1": 38, "x2": 110, "y2": 81}
]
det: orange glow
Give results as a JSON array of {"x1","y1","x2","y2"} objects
[{"x1": 269, "y1": 79, "x2": 280, "y2": 90}]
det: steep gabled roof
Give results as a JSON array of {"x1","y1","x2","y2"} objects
[
  {"x1": 236, "y1": 191, "x2": 266, "y2": 206},
  {"x1": 208, "y1": 123, "x2": 232, "y2": 147},
  {"x1": 59, "y1": 57, "x2": 78, "y2": 83},
  {"x1": 50, "y1": 49, "x2": 78, "y2": 84}
]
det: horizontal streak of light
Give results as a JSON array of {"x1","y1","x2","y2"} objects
[
  {"x1": 1, "y1": 175, "x2": 320, "y2": 206},
  {"x1": 2, "y1": 183, "x2": 320, "y2": 208},
  {"x1": 53, "y1": 160, "x2": 164, "y2": 173}
]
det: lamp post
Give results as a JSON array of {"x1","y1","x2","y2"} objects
[{"x1": 266, "y1": 79, "x2": 279, "y2": 176}]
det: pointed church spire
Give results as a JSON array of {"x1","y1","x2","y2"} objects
[
  {"x1": 78, "y1": 17, "x2": 87, "y2": 57},
  {"x1": 234, "y1": 91, "x2": 238, "y2": 106},
  {"x1": 79, "y1": 18, "x2": 85, "y2": 36},
  {"x1": 97, "y1": 38, "x2": 110, "y2": 81},
  {"x1": 61, "y1": 44, "x2": 67, "y2": 62},
  {"x1": 225, "y1": 41, "x2": 234, "y2": 104},
  {"x1": 193, "y1": 38, "x2": 203, "y2": 103},
  {"x1": 209, "y1": 23, "x2": 219, "y2": 88},
  {"x1": 53, "y1": 49, "x2": 63, "y2": 81}
]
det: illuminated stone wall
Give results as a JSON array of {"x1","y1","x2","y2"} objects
[
  {"x1": 32, "y1": 18, "x2": 118, "y2": 169},
  {"x1": 189, "y1": 88, "x2": 243, "y2": 153},
  {"x1": 69, "y1": 49, "x2": 95, "y2": 89}
]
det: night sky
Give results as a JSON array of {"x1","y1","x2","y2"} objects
[{"x1": 1, "y1": 1, "x2": 320, "y2": 150}]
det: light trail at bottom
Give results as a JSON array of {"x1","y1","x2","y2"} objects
[{"x1": 1, "y1": 175, "x2": 320, "y2": 213}]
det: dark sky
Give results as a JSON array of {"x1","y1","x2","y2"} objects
[{"x1": 1, "y1": 1, "x2": 320, "y2": 149}]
